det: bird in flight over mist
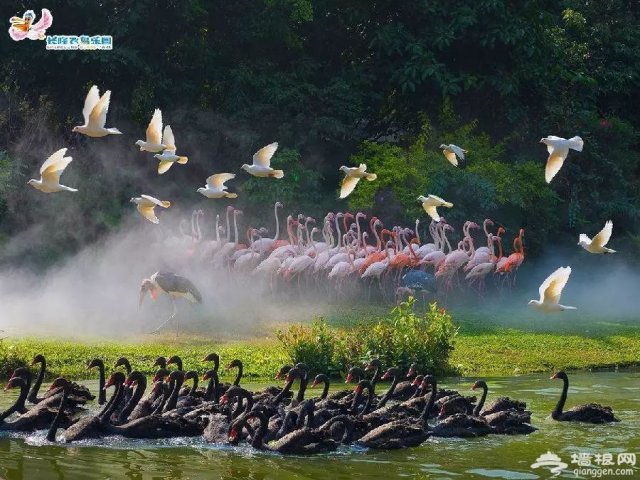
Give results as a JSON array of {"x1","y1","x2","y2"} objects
[
  {"x1": 578, "y1": 220, "x2": 616, "y2": 254},
  {"x1": 72, "y1": 85, "x2": 122, "y2": 137},
  {"x1": 28, "y1": 148, "x2": 78, "y2": 193},
  {"x1": 528, "y1": 266, "x2": 576, "y2": 312},
  {"x1": 130, "y1": 194, "x2": 171, "y2": 224}
]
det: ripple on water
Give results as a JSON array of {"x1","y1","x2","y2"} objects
[{"x1": 466, "y1": 468, "x2": 539, "y2": 479}]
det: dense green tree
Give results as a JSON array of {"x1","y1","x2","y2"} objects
[{"x1": 0, "y1": 0, "x2": 638, "y2": 264}]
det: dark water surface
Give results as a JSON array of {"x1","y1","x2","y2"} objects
[{"x1": 0, "y1": 372, "x2": 638, "y2": 479}]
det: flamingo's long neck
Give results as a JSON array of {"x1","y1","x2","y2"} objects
[
  {"x1": 233, "y1": 212, "x2": 239, "y2": 246},
  {"x1": 483, "y1": 219, "x2": 492, "y2": 238},
  {"x1": 215, "y1": 215, "x2": 220, "y2": 243},
  {"x1": 334, "y1": 215, "x2": 343, "y2": 250},
  {"x1": 273, "y1": 203, "x2": 280, "y2": 241},
  {"x1": 373, "y1": 221, "x2": 382, "y2": 251},
  {"x1": 304, "y1": 219, "x2": 312, "y2": 246},
  {"x1": 442, "y1": 226, "x2": 453, "y2": 253},
  {"x1": 310, "y1": 230, "x2": 318, "y2": 255},
  {"x1": 408, "y1": 240, "x2": 419, "y2": 262},
  {"x1": 431, "y1": 222, "x2": 440, "y2": 250},
  {"x1": 225, "y1": 209, "x2": 231, "y2": 243},
  {"x1": 286, "y1": 216, "x2": 295, "y2": 245},
  {"x1": 495, "y1": 237, "x2": 503, "y2": 260}
]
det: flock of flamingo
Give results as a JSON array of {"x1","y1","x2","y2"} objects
[{"x1": 167, "y1": 203, "x2": 525, "y2": 302}]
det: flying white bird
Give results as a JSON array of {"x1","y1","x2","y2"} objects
[
  {"x1": 578, "y1": 220, "x2": 616, "y2": 254},
  {"x1": 153, "y1": 125, "x2": 188, "y2": 174},
  {"x1": 135, "y1": 109, "x2": 166, "y2": 153},
  {"x1": 418, "y1": 194, "x2": 453, "y2": 222},
  {"x1": 130, "y1": 194, "x2": 170, "y2": 224},
  {"x1": 339, "y1": 164, "x2": 377, "y2": 199},
  {"x1": 528, "y1": 266, "x2": 576, "y2": 312},
  {"x1": 241, "y1": 142, "x2": 284, "y2": 178},
  {"x1": 27, "y1": 148, "x2": 78, "y2": 193},
  {"x1": 439, "y1": 144, "x2": 466, "y2": 166},
  {"x1": 197, "y1": 173, "x2": 238, "y2": 199},
  {"x1": 540, "y1": 135, "x2": 583, "y2": 183},
  {"x1": 72, "y1": 85, "x2": 122, "y2": 137}
]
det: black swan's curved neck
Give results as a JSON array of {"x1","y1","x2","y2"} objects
[
  {"x1": 95, "y1": 362, "x2": 106, "y2": 405},
  {"x1": 188, "y1": 374, "x2": 198, "y2": 397},
  {"x1": 164, "y1": 377, "x2": 183, "y2": 412},
  {"x1": 46, "y1": 387, "x2": 69, "y2": 442},
  {"x1": 370, "y1": 366, "x2": 381, "y2": 389},
  {"x1": 231, "y1": 393, "x2": 254, "y2": 419},
  {"x1": 205, "y1": 372, "x2": 219, "y2": 403},
  {"x1": 99, "y1": 382, "x2": 124, "y2": 422},
  {"x1": 27, "y1": 358, "x2": 46, "y2": 404},
  {"x1": 552, "y1": 376, "x2": 568, "y2": 419},
  {"x1": 297, "y1": 401, "x2": 314, "y2": 428},
  {"x1": 473, "y1": 384, "x2": 488, "y2": 416},
  {"x1": 419, "y1": 380, "x2": 437, "y2": 421},
  {"x1": 152, "y1": 388, "x2": 168, "y2": 415},
  {"x1": 249, "y1": 411, "x2": 269, "y2": 449},
  {"x1": 274, "y1": 378, "x2": 294, "y2": 404},
  {"x1": 233, "y1": 362, "x2": 243, "y2": 386},
  {"x1": 0, "y1": 380, "x2": 29, "y2": 421},
  {"x1": 119, "y1": 375, "x2": 146, "y2": 423},
  {"x1": 321, "y1": 379, "x2": 330, "y2": 400},
  {"x1": 296, "y1": 375, "x2": 308, "y2": 402},
  {"x1": 377, "y1": 376, "x2": 398, "y2": 408},
  {"x1": 352, "y1": 382, "x2": 373, "y2": 415}
]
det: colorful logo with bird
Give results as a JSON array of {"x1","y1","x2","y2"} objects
[{"x1": 8, "y1": 8, "x2": 52, "y2": 41}]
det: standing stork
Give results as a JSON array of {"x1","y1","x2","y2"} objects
[{"x1": 139, "y1": 271, "x2": 202, "y2": 336}]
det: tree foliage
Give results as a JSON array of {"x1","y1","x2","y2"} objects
[{"x1": 0, "y1": 0, "x2": 638, "y2": 263}]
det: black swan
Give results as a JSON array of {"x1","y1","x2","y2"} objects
[
  {"x1": 202, "y1": 353, "x2": 220, "y2": 401},
  {"x1": 153, "y1": 356, "x2": 168, "y2": 369},
  {"x1": 471, "y1": 380, "x2": 526, "y2": 415},
  {"x1": 50, "y1": 372, "x2": 126, "y2": 442},
  {"x1": 356, "y1": 375, "x2": 437, "y2": 449},
  {"x1": 27, "y1": 355, "x2": 93, "y2": 404},
  {"x1": 87, "y1": 358, "x2": 107, "y2": 405},
  {"x1": 204, "y1": 385, "x2": 253, "y2": 442},
  {"x1": 202, "y1": 369, "x2": 221, "y2": 404},
  {"x1": 167, "y1": 355, "x2": 183, "y2": 371},
  {"x1": 239, "y1": 405, "x2": 352, "y2": 454},
  {"x1": 0, "y1": 377, "x2": 72, "y2": 432},
  {"x1": 225, "y1": 359, "x2": 243, "y2": 386},
  {"x1": 550, "y1": 371, "x2": 619, "y2": 423},
  {"x1": 428, "y1": 376, "x2": 491, "y2": 438},
  {"x1": 365, "y1": 359, "x2": 383, "y2": 390}
]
